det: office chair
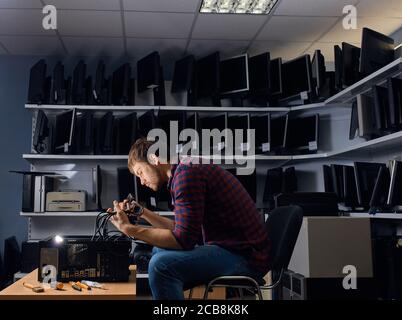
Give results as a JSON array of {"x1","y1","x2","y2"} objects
[{"x1": 192, "y1": 205, "x2": 303, "y2": 300}]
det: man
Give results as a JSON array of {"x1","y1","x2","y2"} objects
[{"x1": 109, "y1": 137, "x2": 270, "y2": 300}]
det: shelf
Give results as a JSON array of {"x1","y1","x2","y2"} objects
[
  {"x1": 23, "y1": 154, "x2": 128, "y2": 160},
  {"x1": 21, "y1": 211, "x2": 174, "y2": 217},
  {"x1": 346, "y1": 212, "x2": 402, "y2": 220},
  {"x1": 325, "y1": 58, "x2": 402, "y2": 105}
]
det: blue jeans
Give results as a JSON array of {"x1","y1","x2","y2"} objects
[{"x1": 148, "y1": 245, "x2": 263, "y2": 300}]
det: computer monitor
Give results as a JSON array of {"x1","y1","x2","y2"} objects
[
  {"x1": 270, "y1": 115, "x2": 287, "y2": 151},
  {"x1": 343, "y1": 165, "x2": 358, "y2": 207},
  {"x1": 196, "y1": 52, "x2": 220, "y2": 99},
  {"x1": 153, "y1": 66, "x2": 166, "y2": 106},
  {"x1": 171, "y1": 55, "x2": 195, "y2": 93},
  {"x1": 85, "y1": 76, "x2": 94, "y2": 105},
  {"x1": 4, "y1": 236, "x2": 20, "y2": 282},
  {"x1": 115, "y1": 112, "x2": 137, "y2": 155},
  {"x1": 373, "y1": 85, "x2": 390, "y2": 132},
  {"x1": 250, "y1": 114, "x2": 270, "y2": 153},
  {"x1": 387, "y1": 160, "x2": 402, "y2": 208},
  {"x1": 281, "y1": 54, "x2": 313, "y2": 101},
  {"x1": 360, "y1": 27, "x2": 395, "y2": 76},
  {"x1": 112, "y1": 63, "x2": 131, "y2": 105},
  {"x1": 27, "y1": 59, "x2": 47, "y2": 104},
  {"x1": 342, "y1": 42, "x2": 361, "y2": 87},
  {"x1": 128, "y1": 78, "x2": 135, "y2": 105},
  {"x1": 138, "y1": 110, "x2": 156, "y2": 138},
  {"x1": 72, "y1": 60, "x2": 86, "y2": 105},
  {"x1": 137, "y1": 51, "x2": 160, "y2": 93},
  {"x1": 51, "y1": 61, "x2": 65, "y2": 104},
  {"x1": 157, "y1": 111, "x2": 186, "y2": 135},
  {"x1": 95, "y1": 111, "x2": 114, "y2": 155},
  {"x1": 356, "y1": 93, "x2": 377, "y2": 138},
  {"x1": 323, "y1": 165, "x2": 334, "y2": 193},
  {"x1": 263, "y1": 167, "x2": 283, "y2": 207},
  {"x1": 54, "y1": 109, "x2": 76, "y2": 154},
  {"x1": 93, "y1": 60, "x2": 106, "y2": 105},
  {"x1": 220, "y1": 54, "x2": 249, "y2": 96},
  {"x1": 74, "y1": 111, "x2": 94, "y2": 154},
  {"x1": 388, "y1": 77, "x2": 402, "y2": 128},
  {"x1": 354, "y1": 162, "x2": 386, "y2": 207},
  {"x1": 199, "y1": 113, "x2": 227, "y2": 151},
  {"x1": 227, "y1": 114, "x2": 249, "y2": 150},
  {"x1": 270, "y1": 57, "x2": 282, "y2": 97},
  {"x1": 283, "y1": 167, "x2": 297, "y2": 193},
  {"x1": 227, "y1": 168, "x2": 257, "y2": 203},
  {"x1": 334, "y1": 45, "x2": 343, "y2": 90},
  {"x1": 117, "y1": 167, "x2": 136, "y2": 202},
  {"x1": 331, "y1": 164, "x2": 345, "y2": 201},
  {"x1": 33, "y1": 110, "x2": 49, "y2": 154},
  {"x1": 92, "y1": 165, "x2": 102, "y2": 210},
  {"x1": 248, "y1": 52, "x2": 270, "y2": 97},
  {"x1": 349, "y1": 100, "x2": 359, "y2": 140},
  {"x1": 284, "y1": 114, "x2": 319, "y2": 153},
  {"x1": 312, "y1": 50, "x2": 326, "y2": 96},
  {"x1": 370, "y1": 166, "x2": 391, "y2": 209}
]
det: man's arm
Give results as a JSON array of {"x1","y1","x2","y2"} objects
[
  {"x1": 122, "y1": 224, "x2": 181, "y2": 249},
  {"x1": 140, "y1": 207, "x2": 175, "y2": 230}
]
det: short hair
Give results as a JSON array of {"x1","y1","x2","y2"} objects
[{"x1": 127, "y1": 138, "x2": 156, "y2": 173}]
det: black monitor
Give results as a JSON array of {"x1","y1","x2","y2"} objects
[
  {"x1": 312, "y1": 50, "x2": 326, "y2": 95},
  {"x1": 334, "y1": 45, "x2": 343, "y2": 90},
  {"x1": 281, "y1": 54, "x2": 313, "y2": 101},
  {"x1": 94, "y1": 60, "x2": 106, "y2": 105},
  {"x1": 331, "y1": 164, "x2": 345, "y2": 201},
  {"x1": 95, "y1": 111, "x2": 114, "y2": 155},
  {"x1": 227, "y1": 168, "x2": 257, "y2": 203},
  {"x1": 370, "y1": 166, "x2": 391, "y2": 209},
  {"x1": 51, "y1": 61, "x2": 65, "y2": 104},
  {"x1": 342, "y1": 42, "x2": 361, "y2": 87},
  {"x1": 4, "y1": 236, "x2": 20, "y2": 282},
  {"x1": 360, "y1": 27, "x2": 395, "y2": 76},
  {"x1": 135, "y1": 176, "x2": 158, "y2": 209},
  {"x1": 249, "y1": 52, "x2": 270, "y2": 97},
  {"x1": 354, "y1": 162, "x2": 386, "y2": 207},
  {"x1": 153, "y1": 66, "x2": 166, "y2": 106},
  {"x1": 65, "y1": 76, "x2": 72, "y2": 105},
  {"x1": 323, "y1": 165, "x2": 334, "y2": 193},
  {"x1": 250, "y1": 114, "x2": 270, "y2": 153},
  {"x1": 270, "y1": 57, "x2": 282, "y2": 97},
  {"x1": 283, "y1": 167, "x2": 297, "y2": 193},
  {"x1": 388, "y1": 77, "x2": 402, "y2": 128},
  {"x1": 373, "y1": 85, "x2": 390, "y2": 131},
  {"x1": 349, "y1": 100, "x2": 359, "y2": 139},
  {"x1": 227, "y1": 114, "x2": 249, "y2": 150},
  {"x1": 27, "y1": 59, "x2": 47, "y2": 104},
  {"x1": 138, "y1": 110, "x2": 156, "y2": 138},
  {"x1": 54, "y1": 109, "x2": 76, "y2": 154},
  {"x1": 33, "y1": 110, "x2": 49, "y2": 154},
  {"x1": 117, "y1": 167, "x2": 136, "y2": 202},
  {"x1": 72, "y1": 60, "x2": 86, "y2": 105},
  {"x1": 171, "y1": 55, "x2": 195, "y2": 93},
  {"x1": 85, "y1": 76, "x2": 93, "y2": 105},
  {"x1": 115, "y1": 112, "x2": 137, "y2": 155},
  {"x1": 196, "y1": 52, "x2": 220, "y2": 99},
  {"x1": 220, "y1": 54, "x2": 249, "y2": 96},
  {"x1": 343, "y1": 165, "x2": 358, "y2": 207},
  {"x1": 157, "y1": 110, "x2": 186, "y2": 134},
  {"x1": 112, "y1": 63, "x2": 131, "y2": 105},
  {"x1": 263, "y1": 167, "x2": 283, "y2": 207},
  {"x1": 137, "y1": 51, "x2": 160, "y2": 93},
  {"x1": 92, "y1": 165, "x2": 102, "y2": 210},
  {"x1": 284, "y1": 114, "x2": 319, "y2": 153},
  {"x1": 74, "y1": 111, "x2": 94, "y2": 154},
  {"x1": 270, "y1": 115, "x2": 287, "y2": 151},
  {"x1": 128, "y1": 78, "x2": 135, "y2": 105},
  {"x1": 387, "y1": 161, "x2": 402, "y2": 208},
  {"x1": 199, "y1": 113, "x2": 227, "y2": 151}
]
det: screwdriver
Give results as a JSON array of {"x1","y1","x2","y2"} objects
[{"x1": 23, "y1": 282, "x2": 44, "y2": 293}]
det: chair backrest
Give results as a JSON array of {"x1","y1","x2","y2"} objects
[{"x1": 266, "y1": 205, "x2": 303, "y2": 272}]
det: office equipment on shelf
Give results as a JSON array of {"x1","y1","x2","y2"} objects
[
  {"x1": 135, "y1": 176, "x2": 172, "y2": 211},
  {"x1": 95, "y1": 111, "x2": 114, "y2": 155},
  {"x1": 54, "y1": 108, "x2": 77, "y2": 154},
  {"x1": 93, "y1": 60, "x2": 106, "y2": 105},
  {"x1": 46, "y1": 190, "x2": 86, "y2": 212},
  {"x1": 38, "y1": 236, "x2": 131, "y2": 282},
  {"x1": 249, "y1": 113, "x2": 270, "y2": 154},
  {"x1": 387, "y1": 77, "x2": 402, "y2": 128},
  {"x1": 354, "y1": 161, "x2": 386, "y2": 208},
  {"x1": 112, "y1": 63, "x2": 131, "y2": 106},
  {"x1": 227, "y1": 168, "x2": 257, "y2": 203},
  {"x1": 334, "y1": 45, "x2": 343, "y2": 91},
  {"x1": 51, "y1": 61, "x2": 66, "y2": 105},
  {"x1": 373, "y1": 85, "x2": 391, "y2": 132},
  {"x1": 115, "y1": 112, "x2": 138, "y2": 155},
  {"x1": 270, "y1": 115, "x2": 287, "y2": 153},
  {"x1": 20, "y1": 241, "x2": 39, "y2": 273},
  {"x1": 369, "y1": 166, "x2": 391, "y2": 213},
  {"x1": 227, "y1": 114, "x2": 250, "y2": 152},
  {"x1": 349, "y1": 100, "x2": 359, "y2": 140},
  {"x1": 283, "y1": 166, "x2": 297, "y2": 193},
  {"x1": 263, "y1": 167, "x2": 284, "y2": 209},
  {"x1": 342, "y1": 42, "x2": 361, "y2": 87},
  {"x1": 284, "y1": 114, "x2": 319, "y2": 154},
  {"x1": 274, "y1": 192, "x2": 339, "y2": 216},
  {"x1": 357, "y1": 93, "x2": 377, "y2": 139},
  {"x1": 199, "y1": 113, "x2": 227, "y2": 152},
  {"x1": 33, "y1": 109, "x2": 52, "y2": 154},
  {"x1": 156, "y1": 110, "x2": 187, "y2": 155},
  {"x1": 196, "y1": 51, "x2": 221, "y2": 106},
  {"x1": 220, "y1": 53, "x2": 249, "y2": 97},
  {"x1": 137, "y1": 110, "x2": 156, "y2": 138},
  {"x1": 92, "y1": 165, "x2": 102, "y2": 210},
  {"x1": 269, "y1": 57, "x2": 283, "y2": 100},
  {"x1": 74, "y1": 111, "x2": 94, "y2": 154},
  {"x1": 343, "y1": 165, "x2": 359, "y2": 208},
  {"x1": 280, "y1": 54, "x2": 314, "y2": 105},
  {"x1": 323, "y1": 165, "x2": 334, "y2": 193},
  {"x1": 27, "y1": 59, "x2": 47, "y2": 104},
  {"x1": 84, "y1": 76, "x2": 94, "y2": 105},
  {"x1": 387, "y1": 160, "x2": 402, "y2": 210},
  {"x1": 331, "y1": 164, "x2": 344, "y2": 201},
  {"x1": 72, "y1": 60, "x2": 86, "y2": 105},
  {"x1": 248, "y1": 52, "x2": 270, "y2": 105},
  {"x1": 311, "y1": 49, "x2": 326, "y2": 99},
  {"x1": 171, "y1": 55, "x2": 196, "y2": 106},
  {"x1": 360, "y1": 27, "x2": 395, "y2": 76},
  {"x1": 117, "y1": 167, "x2": 136, "y2": 202}
]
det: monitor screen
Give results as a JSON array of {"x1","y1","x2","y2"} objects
[
  {"x1": 249, "y1": 52, "x2": 270, "y2": 95},
  {"x1": 354, "y1": 162, "x2": 386, "y2": 207},
  {"x1": 94, "y1": 60, "x2": 105, "y2": 104},
  {"x1": 171, "y1": 55, "x2": 195, "y2": 93},
  {"x1": 263, "y1": 167, "x2": 283, "y2": 206},
  {"x1": 270, "y1": 57, "x2": 282, "y2": 96},
  {"x1": 281, "y1": 54, "x2": 312, "y2": 99},
  {"x1": 55, "y1": 109, "x2": 76, "y2": 153},
  {"x1": 285, "y1": 114, "x2": 319, "y2": 151},
  {"x1": 331, "y1": 164, "x2": 345, "y2": 201},
  {"x1": 388, "y1": 78, "x2": 402, "y2": 128},
  {"x1": 270, "y1": 115, "x2": 287, "y2": 150},
  {"x1": 323, "y1": 165, "x2": 334, "y2": 193},
  {"x1": 51, "y1": 62, "x2": 65, "y2": 104},
  {"x1": 370, "y1": 166, "x2": 390, "y2": 208},
  {"x1": 33, "y1": 110, "x2": 49, "y2": 153},
  {"x1": 312, "y1": 50, "x2": 326, "y2": 91},
  {"x1": 343, "y1": 165, "x2": 358, "y2": 207},
  {"x1": 342, "y1": 42, "x2": 361, "y2": 86},
  {"x1": 96, "y1": 111, "x2": 114, "y2": 154},
  {"x1": 334, "y1": 45, "x2": 343, "y2": 90},
  {"x1": 117, "y1": 167, "x2": 136, "y2": 202},
  {"x1": 220, "y1": 54, "x2": 249, "y2": 95},
  {"x1": 373, "y1": 85, "x2": 390, "y2": 131},
  {"x1": 137, "y1": 51, "x2": 160, "y2": 93},
  {"x1": 112, "y1": 63, "x2": 131, "y2": 105},
  {"x1": 196, "y1": 52, "x2": 220, "y2": 98},
  {"x1": 360, "y1": 27, "x2": 395, "y2": 76},
  {"x1": 283, "y1": 166, "x2": 297, "y2": 193},
  {"x1": 138, "y1": 110, "x2": 156, "y2": 138},
  {"x1": 72, "y1": 60, "x2": 86, "y2": 105},
  {"x1": 387, "y1": 161, "x2": 402, "y2": 207},
  {"x1": 28, "y1": 59, "x2": 47, "y2": 104},
  {"x1": 250, "y1": 114, "x2": 270, "y2": 152},
  {"x1": 116, "y1": 112, "x2": 137, "y2": 155}
]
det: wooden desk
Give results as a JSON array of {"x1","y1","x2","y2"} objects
[{"x1": 0, "y1": 266, "x2": 137, "y2": 300}]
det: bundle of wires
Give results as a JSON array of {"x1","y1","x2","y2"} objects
[{"x1": 91, "y1": 211, "x2": 136, "y2": 242}]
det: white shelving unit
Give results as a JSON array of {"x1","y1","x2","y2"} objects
[{"x1": 347, "y1": 212, "x2": 402, "y2": 220}]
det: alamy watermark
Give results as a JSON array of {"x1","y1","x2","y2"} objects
[{"x1": 342, "y1": 5, "x2": 357, "y2": 30}]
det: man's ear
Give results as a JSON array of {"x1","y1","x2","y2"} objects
[{"x1": 148, "y1": 154, "x2": 160, "y2": 166}]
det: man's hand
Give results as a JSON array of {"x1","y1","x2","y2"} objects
[{"x1": 107, "y1": 200, "x2": 131, "y2": 234}]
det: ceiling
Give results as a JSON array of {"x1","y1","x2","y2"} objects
[{"x1": 0, "y1": 0, "x2": 401, "y2": 66}]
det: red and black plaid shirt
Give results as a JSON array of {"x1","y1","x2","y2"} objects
[{"x1": 168, "y1": 160, "x2": 270, "y2": 275}]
